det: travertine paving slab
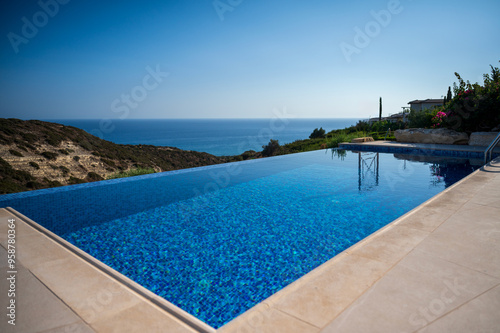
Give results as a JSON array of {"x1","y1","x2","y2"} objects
[
  {"x1": 0, "y1": 247, "x2": 93, "y2": 333},
  {"x1": 397, "y1": 206, "x2": 456, "y2": 233},
  {"x1": 91, "y1": 302, "x2": 202, "y2": 333},
  {"x1": 272, "y1": 254, "x2": 391, "y2": 327},
  {"x1": 321, "y1": 250, "x2": 499, "y2": 333},
  {"x1": 347, "y1": 225, "x2": 429, "y2": 265},
  {"x1": 417, "y1": 284, "x2": 500, "y2": 333}
]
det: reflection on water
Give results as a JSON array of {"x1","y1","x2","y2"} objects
[{"x1": 331, "y1": 149, "x2": 481, "y2": 191}]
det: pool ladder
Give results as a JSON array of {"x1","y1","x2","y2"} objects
[{"x1": 484, "y1": 132, "x2": 500, "y2": 164}]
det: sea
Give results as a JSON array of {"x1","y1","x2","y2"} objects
[{"x1": 48, "y1": 118, "x2": 360, "y2": 156}]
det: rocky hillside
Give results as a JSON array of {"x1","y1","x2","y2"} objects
[{"x1": 0, "y1": 118, "x2": 230, "y2": 194}]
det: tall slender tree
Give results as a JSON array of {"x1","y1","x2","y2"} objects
[
  {"x1": 446, "y1": 86, "x2": 452, "y2": 103},
  {"x1": 379, "y1": 97, "x2": 382, "y2": 122}
]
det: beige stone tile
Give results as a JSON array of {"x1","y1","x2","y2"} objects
[
  {"x1": 348, "y1": 225, "x2": 429, "y2": 265},
  {"x1": 417, "y1": 284, "x2": 500, "y2": 333},
  {"x1": 90, "y1": 302, "x2": 200, "y2": 333},
  {"x1": 0, "y1": 253, "x2": 86, "y2": 333},
  {"x1": 417, "y1": 222, "x2": 500, "y2": 278},
  {"x1": 39, "y1": 322, "x2": 95, "y2": 333},
  {"x1": 217, "y1": 302, "x2": 272, "y2": 333},
  {"x1": 272, "y1": 254, "x2": 391, "y2": 328},
  {"x1": 30, "y1": 256, "x2": 141, "y2": 324},
  {"x1": 321, "y1": 251, "x2": 499, "y2": 333},
  {"x1": 418, "y1": 238, "x2": 500, "y2": 279},
  {"x1": 398, "y1": 207, "x2": 455, "y2": 233},
  {"x1": 0, "y1": 209, "x2": 11, "y2": 217},
  {"x1": 0, "y1": 210, "x2": 39, "y2": 247},
  {"x1": 14, "y1": 232, "x2": 77, "y2": 269},
  {"x1": 421, "y1": 200, "x2": 464, "y2": 215},
  {"x1": 219, "y1": 308, "x2": 319, "y2": 333},
  {"x1": 469, "y1": 188, "x2": 500, "y2": 208},
  {"x1": 433, "y1": 203, "x2": 500, "y2": 242}
]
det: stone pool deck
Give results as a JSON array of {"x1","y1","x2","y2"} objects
[{"x1": 1, "y1": 143, "x2": 499, "y2": 332}]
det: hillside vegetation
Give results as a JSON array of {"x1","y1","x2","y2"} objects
[{"x1": 0, "y1": 118, "x2": 230, "y2": 194}]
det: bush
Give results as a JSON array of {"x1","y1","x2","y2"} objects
[
  {"x1": 40, "y1": 151, "x2": 58, "y2": 160},
  {"x1": 86, "y1": 172, "x2": 103, "y2": 181},
  {"x1": 241, "y1": 150, "x2": 256, "y2": 160},
  {"x1": 261, "y1": 139, "x2": 281, "y2": 157},
  {"x1": 309, "y1": 127, "x2": 326, "y2": 139},
  {"x1": 73, "y1": 155, "x2": 80, "y2": 162},
  {"x1": 26, "y1": 181, "x2": 43, "y2": 189},
  {"x1": 327, "y1": 131, "x2": 367, "y2": 148},
  {"x1": 107, "y1": 168, "x2": 155, "y2": 180},
  {"x1": 59, "y1": 166, "x2": 70, "y2": 175},
  {"x1": 9, "y1": 149, "x2": 23, "y2": 157},
  {"x1": 442, "y1": 62, "x2": 500, "y2": 132},
  {"x1": 408, "y1": 108, "x2": 436, "y2": 128},
  {"x1": 29, "y1": 161, "x2": 40, "y2": 169},
  {"x1": 68, "y1": 176, "x2": 85, "y2": 184}
]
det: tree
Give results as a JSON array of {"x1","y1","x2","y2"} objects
[
  {"x1": 262, "y1": 139, "x2": 281, "y2": 157},
  {"x1": 446, "y1": 86, "x2": 452, "y2": 103},
  {"x1": 379, "y1": 97, "x2": 382, "y2": 122},
  {"x1": 309, "y1": 127, "x2": 326, "y2": 139}
]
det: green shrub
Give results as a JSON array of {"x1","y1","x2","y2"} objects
[
  {"x1": 68, "y1": 176, "x2": 85, "y2": 184},
  {"x1": 443, "y1": 64, "x2": 500, "y2": 132},
  {"x1": 309, "y1": 127, "x2": 326, "y2": 139},
  {"x1": 261, "y1": 139, "x2": 281, "y2": 157},
  {"x1": 107, "y1": 168, "x2": 156, "y2": 180},
  {"x1": 327, "y1": 131, "x2": 367, "y2": 148},
  {"x1": 44, "y1": 131, "x2": 64, "y2": 146},
  {"x1": 101, "y1": 158, "x2": 116, "y2": 167},
  {"x1": 73, "y1": 155, "x2": 80, "y2": 162},
  {"x1": 43, "y1": 178, "x2": 62, "y2": 187},
  {"x1": 29, "y1": 161, "x2": 40, "y2": 169},
  {"x1": 241, "y1": 150, "x2": 256, "y2": 160},
  {"x1": 58, "y1": 149, "x2": 70, "y2": 155},
  {"x1": 26, "y1": 181, "x2": 43, "y2": 189},
  {"x1": 86, "y1": 172, "x2": 103, "y2": 181},
  {"x1": 40, "y1": 151, "x2": 58, "y2": 160},
  {"x1": 283, "y1": 138, "x2": 324, "y2": 153},
  {"x1": 9, "y1": 149, "x2": 23, "y2": 157},
  {"x1": 408, "y1": 108, "x2": 438, "y2": 129},
  {"x1": 59, "y1": 166, "x2": 70, "y2": 175}
]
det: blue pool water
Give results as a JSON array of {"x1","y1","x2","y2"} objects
[{"x1": 0, "y1": 149, "x2": 480, "y2": 328}]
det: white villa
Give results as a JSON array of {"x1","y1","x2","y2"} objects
[{"x1": 408, "y1": 98, "x2": 444, "y2": 112}]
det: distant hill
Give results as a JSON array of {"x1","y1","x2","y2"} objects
[{"x1": 0, "y1": 118, "x2": 232, "y2": 194}]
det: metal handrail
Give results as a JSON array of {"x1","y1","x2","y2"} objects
[
  {"x1": 384, "y1": 128, "x2": 391, "y2": 140},
  {"x1": 484, "y1": 132, "x2": 500, "y2": 164}
]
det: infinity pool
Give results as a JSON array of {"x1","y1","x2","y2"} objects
[{"x1": 0, "y1": 149, "x2": 480, "y2": 328}]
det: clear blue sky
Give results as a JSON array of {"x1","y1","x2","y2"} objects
[{"x1": 1, "y1": 0, "x2": 499, "y2": 120}]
